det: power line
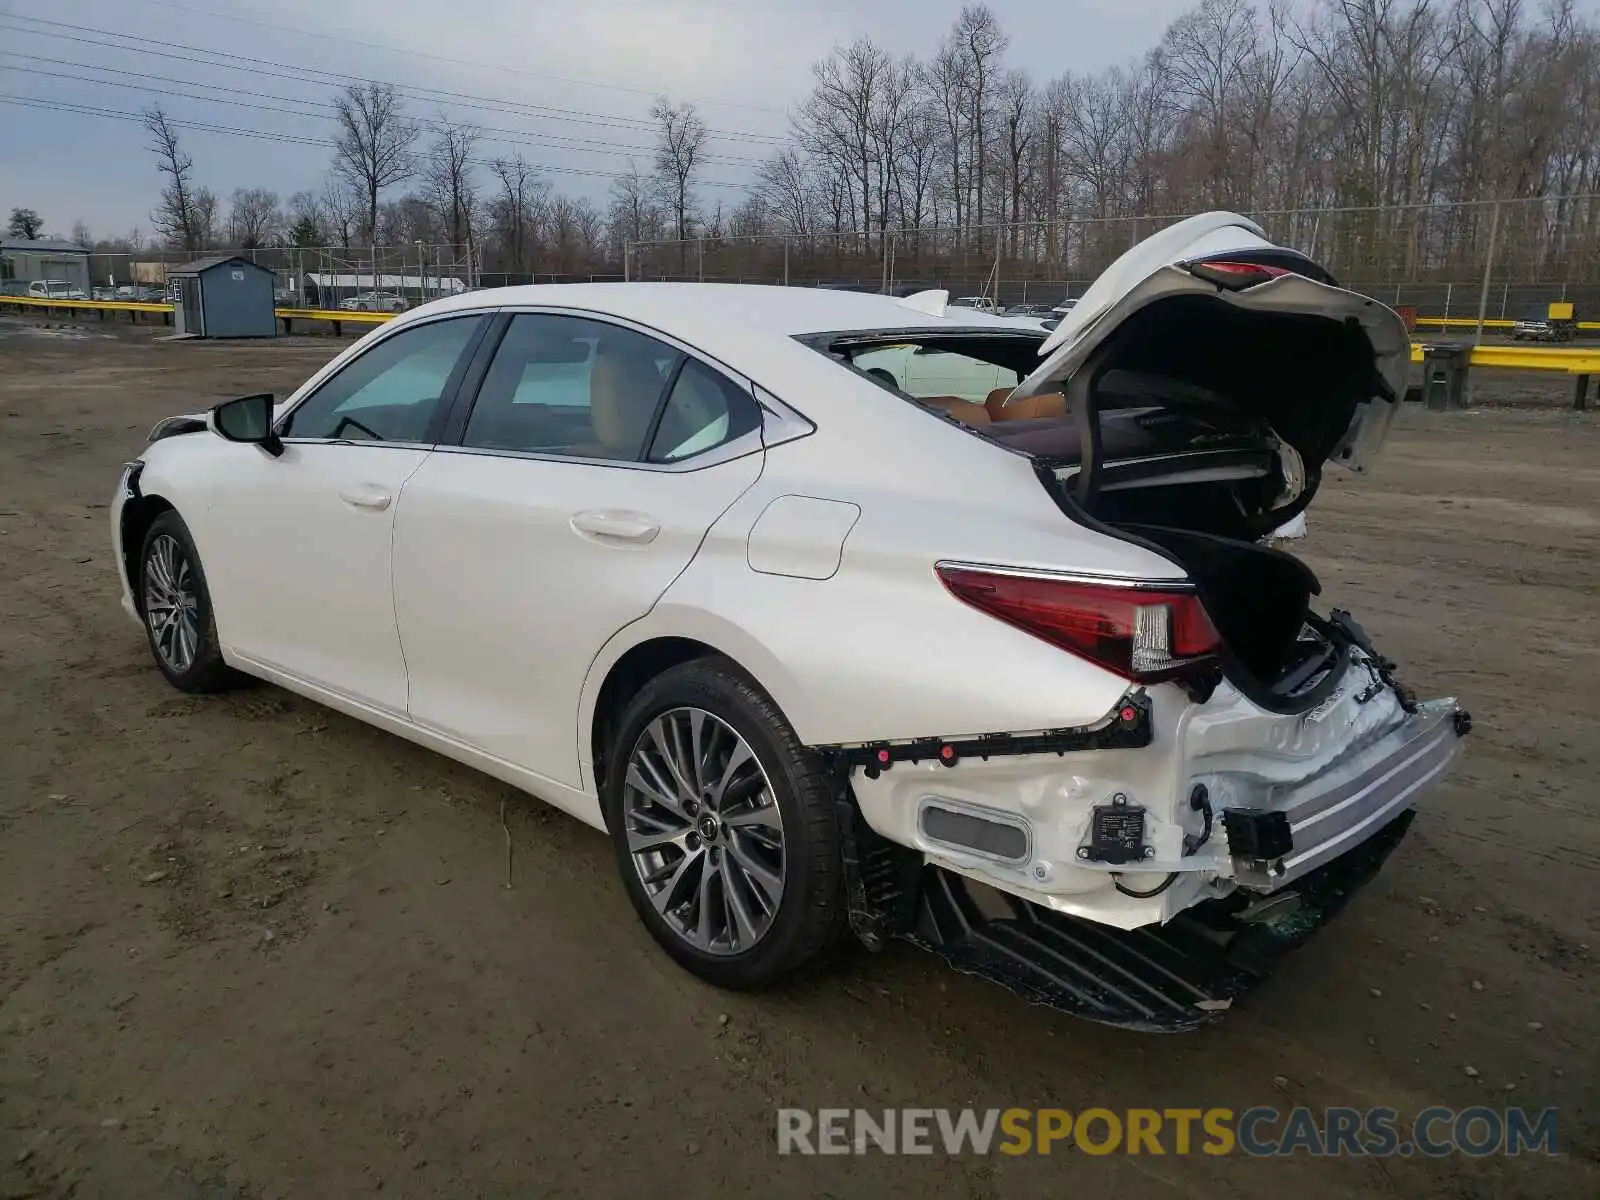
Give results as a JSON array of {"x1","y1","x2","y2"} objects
[
  {"x1": 0, "y1": 15, "x2": 788, "y2": 148},
  {"x1": 1, "y1": 94, "x2": 330, "y2": 147},
  {"x1": 0, "y1": 53, "x2": 767, "y2": 168},
  {"x1": 122, "y1": 0, "x2": 791, "y2": 116},
  {"x1": 0, "y1": 93, "x2": 756, "y2": 188}
]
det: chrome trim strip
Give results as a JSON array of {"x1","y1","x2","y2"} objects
[
  {"x1": 934, "y1": 559, "x2": 1194, "y2": 589},
  {"x1": 427, "y1": 426, "x2": 767, "y2": 474}
]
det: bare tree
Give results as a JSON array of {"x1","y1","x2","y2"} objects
[
  {"x1": 608, "y1": 161, "x2": 664, "y2": 266},
  {"x1": 953, "y1": 4, "x2": 1009, "y2": 232},
  {"x1": 650, "y1": 97, "x2": 708, "y2": 243},
  {"x1": 70, "y1": 220, "x2": 93, "y2": 249},
  {"x1": 757, "y1": 149, "x2": 820, "y2": 237},
  {"x1": 424, "y1": 114, "x2": 481, "y2": 269},
  {"x1": 332, "y1": 82, "x2": 419, "y2": 244},
  {"x1": 490, "y1": 154, "x2": 545, "y2": 272},
  {"x1": 286, "y1": 191, "x2": 327, "y2": 247},
  {"x1": 320, "y1": 176, "x2": 362, "y2": 249},
  {"x1": 143, "y1": 106, "x2": 202, "y2": 251},
  {"x1": 227, "y1": 187, "x2": 280, "y2": 248},
  {"x1": 192, "y1": 189, "x2": 219, "y2": 251}
]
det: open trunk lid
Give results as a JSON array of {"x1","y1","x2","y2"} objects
[{"x1": 1008, "y1": 211, "x2": 1410, "y2": 475}]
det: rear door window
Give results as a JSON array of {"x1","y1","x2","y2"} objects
[{"x1": 462, "y1": 314, "x2": 680, "y2": 460}]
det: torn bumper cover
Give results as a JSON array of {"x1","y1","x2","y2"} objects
[
  {"x1": 824, "y1": 688, "x2": 1470, "y2": 1030},
  {"x1": 908, "y1": 809, "x2": 1415, "y2": 1032}
]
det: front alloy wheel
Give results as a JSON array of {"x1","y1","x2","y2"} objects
[
  {"x1": 137, "y1": 510, "x2": 239, "y2": 693},
  {"x1": 143, "y1": 532, "x2": 200, "y2": 674},
  {"x1": 623, "y1": 707, "x2": 786, "y2": 956}
]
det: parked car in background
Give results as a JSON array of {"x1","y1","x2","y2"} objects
[
  {"x1": 339, "y1": 291, "x2": 408, "y2": 313},
  {"x1": 852, "y1": 339, "x2": 1021, "y2": 403},
  {"x1": 948, "y1": 295, "x2": 998, "y2": 313},
  {"x1": 27, "y1": 279, "x2": 88, "y2": 300},
  {"x1": 111, "y1": 212, "x2": 1467, "y2": 1030},
  {"x1": 1039, "y1": 297, "x2": 1080, "y2": 331},
  {"x1": 1511, "y1": 312, "x2": 1574, "y2": 342},
  {"x1": 1003, "y1": 303, "x2": 1055, "y2": 318}
]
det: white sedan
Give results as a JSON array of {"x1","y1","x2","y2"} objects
[{"x1": 111, "y1": 212, "x2": 1469, "y2": 1028}]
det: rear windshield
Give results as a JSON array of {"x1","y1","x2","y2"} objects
[{"x1": 798, "y1": 330, "x2": 1045, "y2": 406}]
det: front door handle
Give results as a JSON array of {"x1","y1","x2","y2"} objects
[
  {"x1": 338, "y1": 484, "x2": 393, "y2": 511},
  {"x1": 570, "y1": 509, "x2": 661, "y2": 544}
]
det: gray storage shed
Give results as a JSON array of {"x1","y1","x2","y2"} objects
[{"x1": 169, "y1": 255, "x2": 277, "y2": 338}]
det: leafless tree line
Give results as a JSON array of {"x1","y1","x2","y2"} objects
[
  {"x1": 104, "y1": 0, "x2": 1600, "y2": 290},
  {"x1": 736, "y1": 0, "x2": 1600, "y2": 283}
]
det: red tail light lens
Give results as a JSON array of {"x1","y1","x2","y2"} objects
[
  {"x1": 1186, "y1": 259, "x2": 1294, "y2": 290},
  {"x1": 936, "y1": 565, "x2": 1221, "y2": 683}
]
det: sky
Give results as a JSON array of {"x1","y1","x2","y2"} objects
[{"x1": 0, "y1": 0, "x2": 1200, "y2": 240}]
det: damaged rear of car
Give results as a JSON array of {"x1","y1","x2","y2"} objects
[{"x1": 794, "y1": 213, "x2": 1469, "y2": 1029}]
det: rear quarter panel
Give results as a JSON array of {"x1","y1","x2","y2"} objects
[{"x1": 580, "y1": 359, "x2": 1185, "y2": 782}]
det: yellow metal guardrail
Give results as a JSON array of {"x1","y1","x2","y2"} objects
[
  {"x1": 0, "y1": 293, "x2": 398, "y2": 326},
  {"x1": 1412, "y1": 315, "x2": 1600, "y2": 330},
  {"x1": 0, "y1": 295, "x2": 172, "y2": 314},
  {"x1": 273, "y1": 306, "x2": 393, "y2": 324},
  {"x1": 1407, "y1": 342, "x2": 1600, "y2": 373}
]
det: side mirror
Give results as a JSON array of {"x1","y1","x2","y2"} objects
[{"x1": 209, "y1": 393, "x2": 283, "y2": 457}]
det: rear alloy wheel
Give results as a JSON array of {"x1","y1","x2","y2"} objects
[
  {"x1": 603, "y1": 658, "x2": 845, "y2": 989},
  {"x1": 624, "y1": 707, "x2": 786, "y2": 956},
  {"x1": 138, "y1": 511, "x2": 240, "y2": 693}
]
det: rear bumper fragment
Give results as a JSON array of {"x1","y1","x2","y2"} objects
[
  {"x1": 907, "y1": 808, "x2": 1416, "y2": 1031},
  {"x1": 1228, "y1": 699, "x2": 1463, "y2": 890}
]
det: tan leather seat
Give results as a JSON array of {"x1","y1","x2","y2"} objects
[
  {"x1": 986, "y1": 387, "x2": 1068, "y2": 422},
  {"x1": 587, "y1": 344, "x2": 663, "y2": 457},
  {"x1": 920, "y1": 395, "x2": 992, "y2": 426}
]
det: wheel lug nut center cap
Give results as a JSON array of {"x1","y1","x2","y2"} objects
[{"x1": 697, "y1": 814, "x2": 719, "y2": 841}]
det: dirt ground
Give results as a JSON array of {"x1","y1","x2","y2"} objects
[{"x1": 0, "y1": 316, "x2": 1595, "y2": 1199}]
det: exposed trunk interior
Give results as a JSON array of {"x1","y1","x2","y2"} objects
[{"x1": 984, "y1": 293, "x2": 1388, "y2": 705}]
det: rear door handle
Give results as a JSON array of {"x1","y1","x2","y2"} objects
[
  {"x1": 338, "y1": 484, "x2": 394, "y2": 511},
  {"x1": 570, "y1": 509, "x2": 661, "y2": 544}
]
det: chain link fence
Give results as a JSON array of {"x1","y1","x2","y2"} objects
[
  {"x1": 62, "y1": 244, "x2": 477, "y2": 310},
  {"x1": 625, "y1": 196, "x2": 1600, "y2": 320}
]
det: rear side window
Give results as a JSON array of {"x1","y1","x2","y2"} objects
[
  {"x1": 462, "y1": 313, "x2": 760, "y2": 464},
  {"x1": 646, "y1": 358, "x2": 761, "y2": 463},
  {"x1": 462, "y1": 314, "x2": 679, "y2": 460}
]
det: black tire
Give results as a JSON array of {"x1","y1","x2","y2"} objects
[
  {"x1": 602, "y1": 656, "x2": 845, "y2": 990},
  {"x1": 137, "y1": 510, "x2": 242, "y2": 693}
]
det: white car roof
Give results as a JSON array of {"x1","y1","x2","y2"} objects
[{"x1": 419, "y1": 282, "x2": 1039, "y2": 341}]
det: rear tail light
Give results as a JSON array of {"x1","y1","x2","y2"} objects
[
  {"x1": 936, "y1": 565, "x2": 1221, "y2": 683},
  {"x1": 1185, "y1": 259, "x2": 1294, "y2": 291}
]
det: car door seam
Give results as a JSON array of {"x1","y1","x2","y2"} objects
[
  {"x1": 574, "y1": 448, "x2": 769, "y2": 794},
  {"x1": 389, "y1": 449, "x2": 438, "y2": 715}
]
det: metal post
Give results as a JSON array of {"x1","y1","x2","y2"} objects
[
  {"x1": 1444, "y1": 282, "x2": 1451, "y2": 318},
  {"x1": 1474, "y1": 202, "x2": 1500, "y2": 346},
  {"x1": 992, "y1": 225, "x2": 1002, "y2": 309},
  {"x1": 697, "y1": 238, "x2": 704, "y2": 283},
  {"x1": 783, "y1": 238, "x2": 789, "y2": 287},
  {"x1": 623, "y1": 240, "x2": 631, "y2": 283}
]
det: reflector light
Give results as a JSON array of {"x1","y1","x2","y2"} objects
[{"x1": 936, "y1": 566, "x2": 1221, "y2": 684}]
